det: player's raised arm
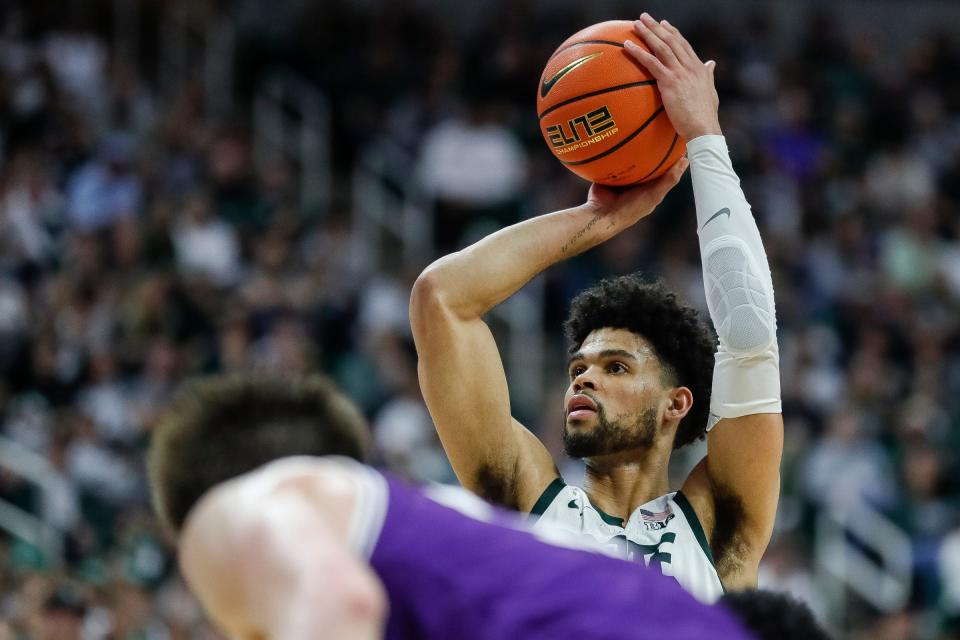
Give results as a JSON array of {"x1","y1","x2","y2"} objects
[
  {"x1": 410, "y1": 159, "x2": 687, "y2": 511},
  {"x1": 628, "y1": 14, "x2": 783, "y2": 588},
  {"x1": 178, "y1": 466, "x2": 386, "y2": 640}
]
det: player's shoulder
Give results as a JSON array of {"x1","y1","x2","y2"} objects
[
  {"x1": 255, "y1": 454, "x2": 370, "y2": 479},
  {"x1": 185, "y1": 456, "x2": 378, "y2": 534},
  {"x1": 181, "y1": 455, "x2": 390, "y2": 583}
]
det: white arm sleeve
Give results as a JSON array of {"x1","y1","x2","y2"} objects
[{"x1": 687, "y1": 135, "x2": 781, "y2": 427}]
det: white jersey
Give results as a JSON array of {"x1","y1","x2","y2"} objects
[{"x1": 529, "y1": 478, "x2": 724, "y2": 603}]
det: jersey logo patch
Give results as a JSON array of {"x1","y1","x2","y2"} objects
[{"x1": 639, "y1": 505, "x2": 675, "y2": 531}]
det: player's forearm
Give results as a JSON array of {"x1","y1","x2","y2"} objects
[
  {"x1": 689, "y1": 136, "x2": 771, "y2": 285},
  {"x1": 413, "y1": 203, "x2": 614, "y2": 320},
  {"x1": 689, "y1": 135, "x2": 781, "y2": 420}
]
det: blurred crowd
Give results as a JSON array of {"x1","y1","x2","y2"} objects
[{"x1": 2, "y1": 0, "x2": 960, "y2": 637}]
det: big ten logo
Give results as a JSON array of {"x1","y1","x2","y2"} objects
[
  {"x1": 546, "y1": 106, "x2": 617, "y2": 149},
  {"x1": 613, "y1": 532, "x2": 676, "y2": 570}
]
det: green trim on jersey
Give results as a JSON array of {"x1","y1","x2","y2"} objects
[
  {"x1": 529, "y1": 477, "x2": 566, "y2": 520},
  {"x1": 529, "y1": 477, "x2": 628, "y2": 527},
  {"x1": 530, "y1": 481, "x2": 717, "y2": 575},
  {"x1": 673, "y1": 491, "x2": 716, "y2": 569},
  {"x1": 589, "y1": 502, "x2": 625, "y2": 527}
]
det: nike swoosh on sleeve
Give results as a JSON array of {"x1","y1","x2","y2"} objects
[
  {"x1": 700, "y1": 207, "x2": 731, "y2": 230},
  {"x1": 540, "y1": 52, "x2": 603, "y2": 98}
]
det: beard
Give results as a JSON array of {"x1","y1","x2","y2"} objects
[{"x1": 563, "y1": 404, "x2": 658, "y2": 459}]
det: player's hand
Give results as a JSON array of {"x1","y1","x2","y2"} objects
[
  {"x1": 625, "y1": 13, "x2": 721, "y2": 141},
  {"x1": 586, "y1": 157, "x2": 688, "y2": 226}
]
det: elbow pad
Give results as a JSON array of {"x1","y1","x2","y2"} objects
[{"x1": 703, "y1": 235, "x2": 776, "y2": 358}]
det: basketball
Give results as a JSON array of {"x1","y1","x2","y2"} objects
[{"x1": 537, "y1": 20, "x2": 685, "y2": 186}]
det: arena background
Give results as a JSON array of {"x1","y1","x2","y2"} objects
[{"x1": 2, "y1": 0, "x2": 960, "y2": 637}]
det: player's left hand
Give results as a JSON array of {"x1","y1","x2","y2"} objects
[{"x1": 625, "y1": 13, "x2": 721, "y2": 141}]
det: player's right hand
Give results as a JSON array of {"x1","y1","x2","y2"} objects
[
  {"x1": 625, "y1": 13, "x2": 721, "y2": 141},
  {"x1": 586, "y1": 156, "x2": 688, "y2": 228}
]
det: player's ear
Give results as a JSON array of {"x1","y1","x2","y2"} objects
[{"x1": 664, "y1": 386, "x2": 693, "y2": 421}]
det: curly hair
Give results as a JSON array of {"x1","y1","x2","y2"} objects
[
  {"x1": 148, "y1": 374, "x2": 369, "y2": 536},
  {"x1": 564, "y1": 274, "x2": 715, "y2": 450}
]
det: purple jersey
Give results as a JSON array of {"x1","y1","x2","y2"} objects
[{"x1": 365, "y1": 472, "x2": 753, "y2": 640}]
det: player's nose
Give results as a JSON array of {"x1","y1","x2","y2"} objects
[{"x1": 573, "y1": 372, "x2": 597, "y2": 392}]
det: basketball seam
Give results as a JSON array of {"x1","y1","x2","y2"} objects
[
  {"x1": 559, "y1": 106, "x2": 665, "y2": 166},
  {"x1": 636, "y1": 133, "x2": 680, "y2": 182},
  {"x1": 537, "y1": 80, "x2": 657, "y2": 121}
]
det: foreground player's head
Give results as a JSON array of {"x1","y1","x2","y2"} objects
[
  {"x1": 149, "y1": 374, "x2": 369, "y2": 536},
  {"x1": 720, "y1": 590, "x2": 832, "y2": 640},
  {"x1": 563, "y1": 274, "x2": 714, "y2": 458}
]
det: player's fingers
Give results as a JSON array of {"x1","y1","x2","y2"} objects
[
  {"x1": 641, "y1": 14, "x2": 688, "y2": 65},
  {"x1": 652, "y1": 19, "x2": 697, "y2": 71},
  {"x1": 666, "y1": 156, "x2": 690, "y2": 185},
  {"x1": 634, "y1": 15, "x2": 680, "y2": 69},
  {"x1": 635, "y1": 15, "x2": 678, "y2": 64},
  {"x1": 659, "y1": 19, "x2": 703, "y2": 68},
  {"x1": 623, "y1": 40, "x2": 669, "y2": 79}
]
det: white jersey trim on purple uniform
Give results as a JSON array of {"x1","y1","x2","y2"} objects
[{"x1": 330, "y1": 457, "x2": 390, "y2": 559}]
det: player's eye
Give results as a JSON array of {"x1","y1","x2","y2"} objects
[
  {"x1": 607, "y1": 362, "x2": 627, "y2": 374},
  {"x1": 569, "y1": 365, "x2": 586, "y2": 379}
]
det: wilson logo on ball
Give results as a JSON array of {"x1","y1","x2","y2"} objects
[{"x1": 545, "y1": 106, "x2": 618, "y2": 155}]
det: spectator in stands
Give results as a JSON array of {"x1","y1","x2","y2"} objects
[{"x1": 65, "y1": 133, "x2": 143, "y2": 231}]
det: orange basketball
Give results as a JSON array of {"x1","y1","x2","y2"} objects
[{"x1": 537, "y1": 20, "x2": 685, "y2": 186}]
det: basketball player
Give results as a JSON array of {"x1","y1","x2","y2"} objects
[
  {"x1": 410, "y1": 13, "x2": 782, "y2": 602},
  {"x1": 149, "y1": 375, "x2": 829, "y2": 640}
]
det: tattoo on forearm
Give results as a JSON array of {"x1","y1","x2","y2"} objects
[{"x1": 561, "y1": 214, "x2": 602, "y2": 254}]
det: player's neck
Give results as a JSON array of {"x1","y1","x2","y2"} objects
[{"x1": 581, "y1": 447, "x2": 672, "y2": 522}]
